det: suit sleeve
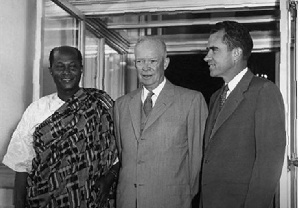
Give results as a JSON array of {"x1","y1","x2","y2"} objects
[
  {"x1": 188, "y1": 93, "x2": 208, "y2": 197},
  {"x1": 113, "y1": 99, "x2": 122, "y2": 164},
  {"x1": 244, "y1": 82, "x2": 286, "y2": 207}
]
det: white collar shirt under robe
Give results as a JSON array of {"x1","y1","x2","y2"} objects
[{"x1": 2, "y1": 93, "x2": 64, "y2": 173}]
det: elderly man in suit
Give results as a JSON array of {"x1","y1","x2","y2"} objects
[
  {"x1": 200, "y1": 21, "x2": 286, "y2": 208},
  {"x1": 114, "y1": 37, "x2": 208, "y2": 207}
]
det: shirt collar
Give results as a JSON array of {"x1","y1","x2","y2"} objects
[
  {"x1": 142, "y1": 77, "x2": 166, "y2": 102},
  {"x1": 226, "y1": 67, "x2": 248, "y2": 92},
  {"x1": 49, "y1": 93, "x2": 65, "y2": 112}
]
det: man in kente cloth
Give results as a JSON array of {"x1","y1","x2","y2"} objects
[{"x1": 2, "y1": 46, "x2": 119, "y2": 207}]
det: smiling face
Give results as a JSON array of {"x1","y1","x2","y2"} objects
[
  {"x1": 204, "y1": 30, "x2": 236, "y2": 83},
  {"x1": 49, "y1": 48, "x2": 82, "y2": 97},
  {"x1": 134, "y1": 39, "x2": 170, "y2": 91}
]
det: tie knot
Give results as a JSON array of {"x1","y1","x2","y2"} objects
[
  {"x1": 147, "y1": 91, "x2": 154, "y2": 98},
  {"x1": 223, "y1": 84, "x2": 229, "y2": 92}
]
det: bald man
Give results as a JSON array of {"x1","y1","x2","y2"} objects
[{"x1": 114, "y1": 37, "x2": 208, "y2": 207}]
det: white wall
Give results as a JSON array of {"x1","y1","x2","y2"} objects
[
  {"x1": 0, "y1": 0, "x2": 37, "y2": 207},
  {"x1": 0, "y1": 0, "x2": 36, "y2": 161}
]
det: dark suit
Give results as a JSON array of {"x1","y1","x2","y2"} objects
[
  {"x1": 200, "y1": 70, "x2": 286, "y2": 208},
  {"x1": 114, "y1": 79, "x2": 208, "y2": 207}
]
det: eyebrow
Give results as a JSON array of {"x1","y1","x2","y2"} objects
[
  {"x1": 55, "y1": 61, "x2": 78, "y2": 64},
  {"x1": 136, "y1": 57, "x2": 159, "y2": 60},
  {"x1": 207, "y1": 46, "x2": 218, "y2": 51}
]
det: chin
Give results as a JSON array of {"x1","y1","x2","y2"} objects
[
  {"x1": 59, "y1": 84, "x2": 79, "y2": 92},
  {"x1": 210, "y1": 72, "x2": 216, "y2": 77},
  {"x1": 141, "y1": 79, "x2": 152, "y2": 85}
]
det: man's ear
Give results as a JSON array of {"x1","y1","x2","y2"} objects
[
  {"x1": 232, "y1": 47, "x2": 243, "y2": 62},
  {"x1": 164, "y1": 57, "x2": 170, "y2": 70}
]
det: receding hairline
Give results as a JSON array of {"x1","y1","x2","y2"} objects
[
  {"x1": 135, "y1": 37, "x2": 167, "y2": 56},
  {"x1": 49, "y1": 46, "x2": 83, "y2": 67},
  {"x1": 53, "y1": 46, "x2": 79, "y2": 57}
]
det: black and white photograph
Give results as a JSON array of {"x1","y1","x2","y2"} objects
[{"x1": 0, "y1": 0, "x2": 298, "y2": 208}]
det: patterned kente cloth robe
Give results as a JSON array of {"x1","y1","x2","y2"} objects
[{"x1": 27, "y1": 88, "x2": 118, "y2": 207}]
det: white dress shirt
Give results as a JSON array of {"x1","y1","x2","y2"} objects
[
  {"x1": 141, "y1": 77, "x2": 166, "y2": 107},
  {"x1": 226, "y1": 67, "x2": 248, "y2": 98}
]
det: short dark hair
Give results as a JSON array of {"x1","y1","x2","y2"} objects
[
  {"x1": 211, "y1": 21, "x2": 253, "y2": 60},
  {"x1": 49, "y1": 46, "x2": 83, "y2": 67}
]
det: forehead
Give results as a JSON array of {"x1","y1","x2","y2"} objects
[
  {"x1": 135, "y1": 40, "x2": 164, "y2": 58},
  {"x1": 53, "y1": 50, "x2": 79, "y2": 62},
  {"x1": 208, "y1": 30, "x2": 226, "y2": 47}
]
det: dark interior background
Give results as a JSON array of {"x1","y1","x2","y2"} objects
[{"x1": 165, "y1": 52, "x2": 276, "y2": 105}]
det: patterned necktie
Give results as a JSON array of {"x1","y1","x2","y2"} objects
[
  {"x1": 143, "y1": 91, "x2": 154, "y2": 116},
  {"x1": 219, "y1": 84, "x2": 229, "y2": 109}
]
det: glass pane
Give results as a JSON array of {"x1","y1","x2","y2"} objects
[
  {"x1": 84, "y1": 29, "x2": 126, "y2": 100},
  {"x1": 42, "y1": 0, "x2": 80, "y2": 96},
  {"x1": 84, "y1": 30, "x2": 99, "y2": 89},
  {"x1": 104, "y1": 45, "x2": 125, "y2": 100}
]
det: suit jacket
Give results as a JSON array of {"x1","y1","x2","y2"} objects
[
  {"x1": 114, "y1": 79, "x2": 208, "y2": 208},
  {"x1": 200, "y1": 70, "x2": 286, "y2": 208}
]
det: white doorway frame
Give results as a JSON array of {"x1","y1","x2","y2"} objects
[{"x1": 279, "y1": 0, "x2": 298, "y2": 208}]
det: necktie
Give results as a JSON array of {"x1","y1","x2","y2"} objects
[
  {"x1": 143, "y1": 91, "x2": 154, "y2": 116},
  {"x1": 211, "y1": 85, "x2": 229, "y2": 132},
  {"x1": 219, "y1": 84, "x2": 229, "y2": 109}
]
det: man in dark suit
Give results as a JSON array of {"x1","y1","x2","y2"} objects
[
  {"x1": 200, "y1": 21, "x2": 286, "y2": 208},
  {"x1": 114, "y1": 37, "x2": 208, "y2": 207}
]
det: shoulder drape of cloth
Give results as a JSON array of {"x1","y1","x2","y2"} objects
[{"x1": 27, "y1": 88, "x2": 117, "y2": 208}]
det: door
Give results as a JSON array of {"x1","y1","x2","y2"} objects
[{"x1": 279, "y1": 0, "x2": 298, "y2": 207}]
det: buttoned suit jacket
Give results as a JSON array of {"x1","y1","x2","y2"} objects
[
  {"x1": 200, "y1": 70, "x2": 286, "y2": 208},
  {"x1": 114, "y1": 79, "x2": 208, "y2": 208}
]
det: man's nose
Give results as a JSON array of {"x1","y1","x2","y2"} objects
[
  {"x1": 204, "y1": 52, "x2": 211, "y2": 62},
  {"x1": 62, "y1": 65, "x2": 71, "y2": 73},
  {"x1": 204, "y1": 56, "x2": 209, "y2": 62},
  {"x1": 142, "y1": 61, "x2": 152, "y2": 69}
]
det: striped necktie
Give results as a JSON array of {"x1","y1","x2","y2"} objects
[
  {"x1": 143, "y1": 91, "x2": 154, "y2": 116},
  {"x1": 219, "y1": 84, "x2": 229, "y2": 109}
]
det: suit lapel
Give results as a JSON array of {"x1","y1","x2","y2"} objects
[
  {"x1": 129, "y1": 88, "x2": 142, "y2": 140},
  {"x1": 209, "y1": 70, "x2": 254, "y2": 139},
  {"x1": 204, "y1": 90, "x2": 221, "y2": 145},
  {"x1": 143, "y1": 80, "x2": 175, "y2": 131}
]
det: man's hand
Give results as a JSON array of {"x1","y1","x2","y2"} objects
[{"x1": 95, "y1": 162, "x2": 120, "y2": 207}]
